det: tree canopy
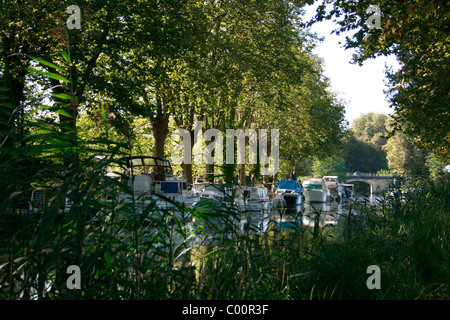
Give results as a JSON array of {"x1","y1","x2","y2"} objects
[
  {"x1": 345, "y1": 113, "x2": 389, "y2": 173},
  {"x1": 309, "y1": 0, "x2": 450, "y2": 161},
  {"x1": 1, "y1": 0, "x2": 348, "y2": 185}
]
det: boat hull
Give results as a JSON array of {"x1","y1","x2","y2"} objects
[
  {"x1": 283, "y1": 193, "x2": 302, "y2": 208},
  {"x1": 304, "y1": 189, "x2": 328, "y2": 203}
]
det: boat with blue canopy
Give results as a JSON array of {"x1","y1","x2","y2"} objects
[{"x1": 274, "y1": 180, "x2": 305, "y2": 208}]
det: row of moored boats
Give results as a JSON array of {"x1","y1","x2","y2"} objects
[{"x1": 29, "y1": 156, "x2": 355, "y2": 220}]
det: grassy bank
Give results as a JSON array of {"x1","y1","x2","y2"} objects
[
  {"x1": 293, "y1": 175, "x2": 450, "y2": 299},
  {"x1": 1, "y1": 174, "x2": 449, "y2": 300}
]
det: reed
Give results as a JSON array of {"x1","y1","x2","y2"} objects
[{"x1": 2, "y1": 152, "x2": 448, "y2": 300}]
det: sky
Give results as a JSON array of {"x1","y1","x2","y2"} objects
[{"x1": 303, "y1": 4, "x2": 400, "y2": 126}]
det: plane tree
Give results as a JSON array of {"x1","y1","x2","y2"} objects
[{"x1": 309, "y1": 0, "x2": 449, "y2": 161}]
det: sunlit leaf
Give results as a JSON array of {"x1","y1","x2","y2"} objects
[
  {"x1": 23, "y1": 67, "x2": 71, "y2": 83},
  {"x1": 55, "y1": 109, "x2": 73, "y2": 117},
  {"x1": 52, "y1": 93, "x2": 73, "y2": 100},
  {"x1": 28, "y1": 55, "x2": 66, "y2": 73},
  {"x1": 60, "y1": 51, "x2": 72, "y2": 65}
]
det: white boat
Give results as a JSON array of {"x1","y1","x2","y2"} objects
[
  {"x1": 323, "y1": 176, "x2": 340, "y2": 201},
  {"x1": 197, "y1": 183, "x2": 235, "y2": 204},
  {"x1": 117, "y1": 156, "x2": 197, "y2": 214},
  {"x1": 303, "y1": 178, "x2": 329, "y2": 203},
  {"x1": 235, "y1": 186, "x2": 272, "y2": 213},
  {"x1": 29, "y1": 187, "x2": 59, "y2": 214},
  {"x1": 274, "y1": 180, "x2": 304, "y2": 208},
  {"x1": 190, "y1": 182, "x2": 206, "y2": 199},
  {"x1": 339, "y1": 183, "x2": 355, "y2": 201},
  {"x1": 235, "y1": 186, "x2": 274, "y2": 234}
]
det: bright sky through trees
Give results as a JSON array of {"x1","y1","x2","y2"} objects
[{"x1": 304, "y1": 4, "x2": 400, "y2": 126}]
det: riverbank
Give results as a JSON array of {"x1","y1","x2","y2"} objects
[
  {"x1": 293, "y1": 176, "x2": 450, "y2": 299},
  {"x1": 1, "y1": 175, "x2": 448, "y2": 299}
]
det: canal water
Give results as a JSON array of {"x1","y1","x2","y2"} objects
[
  {"x1": 188, "y1": 197, "x2": 380, "y2": 276},
  {"x1": 253, "y1": 195, "x2": 380, "y2": 236},
  {"x1": 181, "y1": 196, "x2": 381, "y2": 257}
]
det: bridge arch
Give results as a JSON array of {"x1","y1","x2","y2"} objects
[
  {"x1": 346, "y1": 179, "x2": 378, "y2": 195},
  {"x1": 344, "y1": 173, "x2": 397, "y2": 195}
]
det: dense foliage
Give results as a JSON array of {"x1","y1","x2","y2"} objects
[
  {"x1": 310, "y1": 0, "x2": 450, "y2": 161},
  {"x1": 1, "y1": 0, "x2": 346, "y2": 184}
]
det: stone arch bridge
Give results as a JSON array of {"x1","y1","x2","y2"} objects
[{"x1": 345, "y1": 173, "x2": 400, "y2": 195}]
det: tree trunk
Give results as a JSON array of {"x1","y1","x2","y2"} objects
[
  {"x1": 239, "y1": 164, "x2": 246, "y2": 186},
  {"x1": 205, "y1": 163, "x2": 215, "y2": 182},
  {"x1": 151, "y1": 114, "x2": 169, "y2": 159},
  {"x1": 151, "y1": 95, "x2": 170, "y2": 161},
  {"x1": 182, "y1": 129, "x2": 195, "y2": 185}
]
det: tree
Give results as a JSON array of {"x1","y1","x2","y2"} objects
[
  {"x1": 351, "y1": 113, "x2": 389, "y2": 148},
  {"x1": 310, "y1": 0, "x2": 450, "y2": 161},
  {"x1": 311, "y1": 156, "x2": 348, "y2": 178},
  {"x1": 260, "y1": 53, "x2": 347, "y2": 181},
  {"x1": 425, "y1": 153, "x2": 448, "y2": 178},
  {"x1": 345, "y1": 136, "x2": 387, "y2": 173},
  {"x1": 345, "y1": 113, "x2": 389, "y2": 172},
  {"x1": 383, "y1": 124, "x2": 427, "y2": 176},
  {"x1": 2, "y1": 0, "x2": 347, "y2": 188}
]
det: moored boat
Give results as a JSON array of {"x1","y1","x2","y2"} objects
[
  {"x1": 116, "y1": 156, "x2": 197, "y2": 215},
  {"x1": 274, "y1": 180, "x2": 304, "y2": 208},
  {"x1": 303, "y1": 178, "x2": 329, "y2": 203},
  {"x1": 235, "y1": 186, "x2": 274, "y2": 234},
  {"x1": 323, "y1": 176, "x2": 340, "y2": 201},
  {"x1": 339, "y1": 183, "x2": 355, "y2": 202}
]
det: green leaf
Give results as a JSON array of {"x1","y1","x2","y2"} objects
[
  {"x1": 28, "y1": 55, "x2": 66, "y2": 73},
  {"x1": 0, "y1": 102, "x2": 15, "y2": 109},
  {"x1": 23, "y1": 67, "x2": 71, "y2": 83},
  {"x1": 55, "y1": 109, "x2": 73, "y2": 118},
  {"x1": 104, "y1": 250, "x2": 112, "y2": 269},
  {"x1": 52, "y1": 93, "x2": 73, "y2": 100},
  {"x1": 84, "y1": 247, "x2": 107, "y2": 269},
  {"x1": 35, "y1": 206, "x2": 58, "y2": 246},
  {"x1": 60, "y1": 52, "x2": 72, "y2": 65}
]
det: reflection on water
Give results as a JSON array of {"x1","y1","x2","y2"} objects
[
  {"x1": 188, "y1": 196, "x2": 382, "y2": 282},
  {"x1": 193, "y1": 196, "x2": 380, "y2": 243},
  {"x1": 268, "y1": 203, "x2": 341, "y2": 231},
  {"x1": 302, "y1": 202, "x2": 345, "y2": 228},
  {"x1": 261, "y1": 196, "x2": 379, "y2": 232}
]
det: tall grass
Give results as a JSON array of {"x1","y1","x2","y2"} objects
[{"x1": 294, "y1": 177, "x2": 450, "y2": 299}]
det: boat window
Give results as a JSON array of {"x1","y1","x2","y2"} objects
[
  {"x1": 304, "y1": 184, "x2": 323, "y2": 190},
  {"x1": 161, "y1": 181, "x2": 178, "y2": 194},
  {"x1": 142, "y1": 158, "x2": 157, "y2": 166},
  {"x1": 156, "y1": 159, "x2": 169, "y2": 167}
]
